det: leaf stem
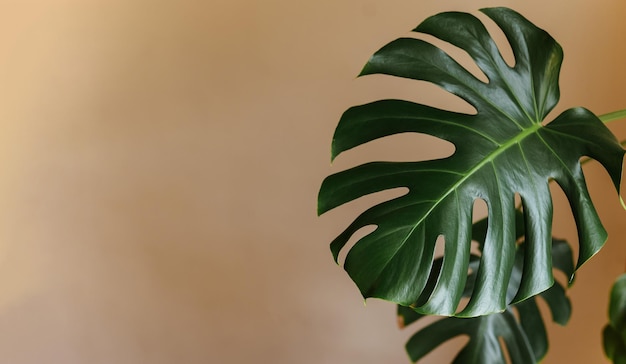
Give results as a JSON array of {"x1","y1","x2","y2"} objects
[{"x1": 599, "y1": 109, "x2": 626, "y2": 124}]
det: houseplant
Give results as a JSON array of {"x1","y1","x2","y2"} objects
[{"x1": 318, "y1": 7, "x2": 626, "y2": 363}]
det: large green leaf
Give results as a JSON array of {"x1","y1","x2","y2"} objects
[
  {"x1": 603, "y1": 273, "x2": 626, "y2": 363},
  {"x1": 318, "y1": 7, "x2": 624, "y2": 316},
  {"x1": 398, "y1": 228, "x2": 574, "y2": 363}
]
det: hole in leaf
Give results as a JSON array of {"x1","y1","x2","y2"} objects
[
  {"x1": 514, "y1": 192, "x2": 522, "y2": 209},
  {"x1": 456, "y1": 257, "x2": 480, "y2": 313},
  {"x1": 330, "y1": 133, "x2": 455, "y2": 172},
  {"x1": 455, "y1": 292, "x2": 471, "y2": 314},
  {"x1": 471, "y1": 198, "x2": 489, "y2": 254},
  {"x1": 548, "y1": 179, "x2": 580, "y2": 268},
  {"x1": 434, "y1": 234, "x2": 446, "y2": 257},
  {"x1": 514, "y1": 193, "x2": 524, "y2": 245},
  {"x1": 470, "y1": 240, "x2": 481, "y2": 257},
  {"x1": 321, "y1": 186, "x2": 409, "y2": 221},
  {"x1": 412, "y1": 33, "x2": 489, "y2": 84},
  {"x1": 356, "y1": 72, "x2": 477, "y2": 115},
  {"x1": 336, "y1": 225, "x2": 377, "y2": 266},
  {"x1": 535, "y1": 293, "x2": 568, "y2": 328},
  {"x1": 499, "y1": 336, "x2": 513, "y2": 364},
  {"x1": 510, "y1": 304, "x2": 521, "y2": 322},
  {"x1": 476, "y1": 12, "x2": 515, "y2": 68},
  {"x1": 472, "y1": 198, "x2": 488, "y2": 223}
]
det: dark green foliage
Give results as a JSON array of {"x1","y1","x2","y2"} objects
[
  {"x1": 318, "y1": 7, "x2": 624, "y2": 317},
  {"x1": 398, "y1": 213, "x2": 574, "y2": 363}
]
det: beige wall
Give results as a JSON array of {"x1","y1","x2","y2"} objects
[{"x1": 0, "y1": 0, "x2": 625, "y2": 363}]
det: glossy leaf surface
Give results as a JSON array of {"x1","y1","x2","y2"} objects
[
  {"x1": 398, "y1": 226, "x2": 574, "y2": 363},
  {"x1": 318, "y1": 7, "x2": 624, "y2": 316}
]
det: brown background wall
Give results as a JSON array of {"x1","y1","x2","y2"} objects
[{"x1": 0, "y1": 0, "x2": 625, "y2": 363}]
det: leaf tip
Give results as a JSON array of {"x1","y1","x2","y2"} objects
[
  {"x1": 619, "y1": 194, "x2": 626, "y2": 211},
  {"x1": 317, "y1": 176, "x2": 334, "y2": 216},
  {"x1": 330, "y1": 144, "x2": 339, "y2": 163},
  {"x1": 358, "y1": 60, "x2": 377, "y2": 78},
  {"x1": 357, "y1": 66, "x2": 367, "y2": 78},
  {"x1": 316, "y1": 195, "x2": 325, "y2": 216},
  {"x1": 567, "y1": 274, "x2": 576, "y2": 287}
]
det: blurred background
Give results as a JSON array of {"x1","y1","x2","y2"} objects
[{"x1": 0, "y1": 0, "x2": 625, "y2": 363}]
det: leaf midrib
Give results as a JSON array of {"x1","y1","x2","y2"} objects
[{"x1": 371, "y1": 122, "x2": 543, "y2": 292}]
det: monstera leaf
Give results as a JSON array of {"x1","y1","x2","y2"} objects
[
  {"x1": 318, "y1": 7, "x2": 624, "y2": 316},
  {"x1": 397, "y1": 214, "x2": 574, "y2": 363},
  {"x1": 603, "y1": 273, "x2": 626, "y2": 363}
]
